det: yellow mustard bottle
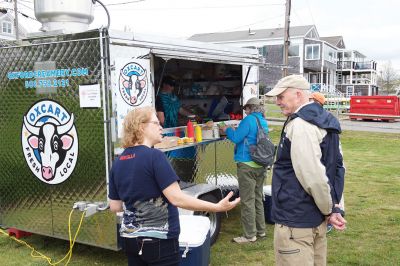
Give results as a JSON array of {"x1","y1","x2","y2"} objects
[{"x1": 195, "y1": 125, "x2": 202, "y2": 142}]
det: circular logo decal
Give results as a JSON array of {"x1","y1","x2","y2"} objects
[
  {"x1": 119, "y1": 62, "x2": 148, "y2": 106},
  {"x1": 21, "y1": 100, "x2": 79, "y2": 185}
]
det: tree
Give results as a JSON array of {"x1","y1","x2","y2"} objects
[{"x1": 378, "y1": 61, "x2": 399, "y2": 95}]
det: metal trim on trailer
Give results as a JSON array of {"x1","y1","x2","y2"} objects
[
  {"x1": 99, "y1": 29, "x2": 111, "y2": 198},
  {"x1": 0, "y1": 36, "x2": 102, "y2": 49},
  {"x1": 107, "y1": 30, "x2": 262, "y2": 66}
]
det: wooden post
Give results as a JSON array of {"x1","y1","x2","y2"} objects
[
  {"x1": 283, "y1": 0, "x2": 291, "y2": 77},
  {"x1": 14, "y1": 0, "x2": 19, "y2": 40}
]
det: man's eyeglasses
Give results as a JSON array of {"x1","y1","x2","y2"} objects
[
  {"x1": 143, "y1": 121, "x2": 161, "y2": 126},
  {"x1": 242, "y1": 105, "x2": 249, "y2": 110}
]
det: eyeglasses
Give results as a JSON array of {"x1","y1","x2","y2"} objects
[
  {"x1": 143, "y1": 121, "x2": 161, "y2": 126},
  {"x1": 242, "y1": 105, "x2": 249, "y2": 110}
]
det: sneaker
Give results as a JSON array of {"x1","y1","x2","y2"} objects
[
  {"x1": 232, "y1": 236, "x2": 257, "y2": 243},
  {"x1": 257, "y1": 233, "x2": 266, "y2": 238}
]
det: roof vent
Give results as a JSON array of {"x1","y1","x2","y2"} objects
[
  {"x1": 248, "y1": 28, "x2": 256, "y2": 35},
  {"x1": 34, "y1": 0, "x2": 94, "y2": 33}
]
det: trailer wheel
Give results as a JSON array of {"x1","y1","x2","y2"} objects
[{"x1": 194, "y1": 194, "x2": 222, "y2": 245}]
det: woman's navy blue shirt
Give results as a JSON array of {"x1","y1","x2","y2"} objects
[{"x1": 109, "y1": 145, "x2": 180, "y2": 239}]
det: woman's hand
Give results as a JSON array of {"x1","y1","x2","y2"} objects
[
  {"x1": 163, "y1": 182, "x2": 240, "y2": 213},
  {"x1": 216, "y1": 191, "x2": 240, "y2": 212}
]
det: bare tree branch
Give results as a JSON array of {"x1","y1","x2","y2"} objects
[{"x1": 378, "y1": 61, "x2": 399, "y2": 95}]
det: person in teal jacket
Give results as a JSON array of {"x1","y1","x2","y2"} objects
[{"x1": 220, "y1": 97, "x2": 269, "y2": 243}]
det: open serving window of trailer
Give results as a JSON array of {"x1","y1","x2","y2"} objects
[{"x1": 0, "y1": 28, "x2": 262, "y2": 250}]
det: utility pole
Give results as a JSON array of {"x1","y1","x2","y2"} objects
[
  {"x1": 282, "y1": 0, "x2": 291, "y2": 77},
  {"x1": 14, "y1": 0, "x2": 19, "y2": 40}
]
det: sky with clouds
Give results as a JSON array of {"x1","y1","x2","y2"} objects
[{"x1": 3, "y1": 0, "x2": 400, "y2": 71}]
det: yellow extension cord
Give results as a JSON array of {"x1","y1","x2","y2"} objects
[{"x1": 0, "y1": 209, "x2": 86, "y2": 266}]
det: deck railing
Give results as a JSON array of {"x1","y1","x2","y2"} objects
[{"x1": 337, "y1": 61, "x2": 376, "y2": 70}]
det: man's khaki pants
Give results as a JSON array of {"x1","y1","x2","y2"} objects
[{"x1": 274, "y1": 222, "x2": 327, "y2": 266}]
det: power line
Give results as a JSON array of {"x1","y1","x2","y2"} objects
[
  {"x1": 99, "y1": 3, "x2": 285, "y2": 11},
  {"x1": 1, "y1": 7, "x2": 37, "y2": 21},
  {"x1": 102, "y1": 0, "x2": 145, "y2": 6},
  {"x1": 19, "y1": 0, "x2": 33, "y2": 4},
  {"x1": 305, "y1": 0, "x2": 315, "y2": 26},
  {"x1": 17, "y1": 1, "x2": 33, "y2": 10},
  {"x1": 221, "y1": 13, "x2": 285, "y2": 32}
]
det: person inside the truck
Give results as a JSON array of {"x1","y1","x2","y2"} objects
[
  {"x1": 156, "y1": 75, "x2": 197, "y2": 182},
  {"x1": 156, "y1": 75, "x2": 194, "y2": 128},
  {"x1": 108, "y1": 106, "x2": 240, "y2": 266},
  {"x1": 208, "y1": 94, "x2": 231, "y2": 121}
]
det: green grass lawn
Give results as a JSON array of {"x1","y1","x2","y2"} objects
[
  {"x1": 1, "y1": 129, "x2": 400, "y2": 265},
  {"x1": 265, "y1": 103, "x2": 285, "y2": 119}
]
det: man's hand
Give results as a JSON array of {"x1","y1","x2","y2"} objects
[{"x1": 328, "y1": 212, "x2": 347, "y2": 231}]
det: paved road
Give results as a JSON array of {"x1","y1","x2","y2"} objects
[
  {"x1": 338, "y1": 118, "x2": 400, "y2": 133},
  {"x1": 267, "y1": 117, "x2": 400, "y2": 134}
]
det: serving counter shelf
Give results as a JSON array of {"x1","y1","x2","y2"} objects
[
  {"x1": 113, "y1": 120, "x2": 240, "y2": 156},
  {"x1": 156, "y1": 137, "x2": 224, "y2": 152},
  {"x1": 113, "y1": 137, "x2": 225, "y2": 156}
]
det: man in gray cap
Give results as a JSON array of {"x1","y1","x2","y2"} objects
[{"x1": 266, "y1": 75, "x2": 346, "y2": 265}]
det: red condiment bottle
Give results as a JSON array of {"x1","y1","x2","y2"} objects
[{"x1": 186, "y1": 119, "x2": 194, "y2": 139}]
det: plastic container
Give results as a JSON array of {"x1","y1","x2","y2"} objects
[
  {"x1": 179, "y1": 215, "x2": 211, "y2": 266},
  {"x1": 195, "y1": 125, "x2": 202, "y2": 142},
  {"x1": 175, "y1": 128, "x2": 182, "y2": 137},
  {"x1": 186, "y1": 120, "x2": 194, "y2": 138},
  {"x1": 212, "y1": 125, "x2": 220, "y2": 138}
]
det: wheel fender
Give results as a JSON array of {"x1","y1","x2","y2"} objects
[{"x1": 178, "y1": 184, "x2": 223, "y2": 215}]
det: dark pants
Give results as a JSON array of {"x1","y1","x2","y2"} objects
[{"x1": 124, "y1": 237, "x2": 180, "y2": 266}]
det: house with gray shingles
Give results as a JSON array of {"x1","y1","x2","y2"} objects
[
  {"x1": 322, "y1": 36, "x2": 378, "y2": 96},
  {"x1": 189, "y1": 25, "x2": 378, "y2": 96}
]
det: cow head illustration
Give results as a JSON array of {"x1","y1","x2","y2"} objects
[
  {"x1": 23, "y1": 114, "x2": 75, "y2": 181},
  {"x1": 120, "y1": 69, "x2": 147, "y2": 105}
]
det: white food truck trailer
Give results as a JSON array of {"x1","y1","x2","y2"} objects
[{"x1": 0, "y1": 1, "x2": 262, "y2": 250}]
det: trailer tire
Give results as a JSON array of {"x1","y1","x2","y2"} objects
[{"x1": 194, "y1": 194, "x2": 222, "y2": 245}]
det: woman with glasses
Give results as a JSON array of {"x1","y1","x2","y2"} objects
[
  {"x1": 220, "y1": 97, "x2": 269, "y2": 244},
  {"x1": 108, "y1": 106, "x2": 240, "y2": 266}
]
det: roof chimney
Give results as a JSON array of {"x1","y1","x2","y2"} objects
[{"x1": 248, "y1": 28, "x2": 256, "y2": 35}]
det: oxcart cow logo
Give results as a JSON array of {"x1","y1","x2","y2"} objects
[
  {"x1": 21, "y1": 100, "x2": 79, "y2": 185},
  {"x1": 119, "y1": 62, "x2": 148, "y2": 106}
]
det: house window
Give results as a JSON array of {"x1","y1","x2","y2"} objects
[
  {"x1": 2, "y1": 21, "x2": 12, "y2": 34},
  {"x1": 324, "y1": 45, "x2": 337, "y2": 63},
  {"x1": 305, "y1": 44, "x2": 320, "y2": 60},
  {"x1": 288, "y1": 45, "x2": 299, "y2": 57}
]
